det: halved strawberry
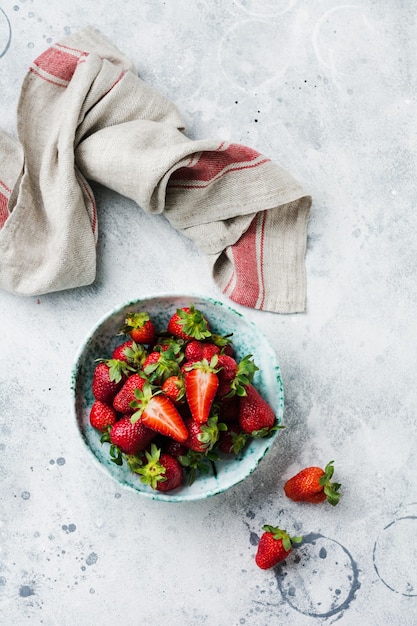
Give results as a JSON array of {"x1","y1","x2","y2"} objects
[
  {"x1": 119, "y1": 311, "x2": 156, "y2": 344},
  {"x1": 184, "y1": 357, "x2": 220, "y2": 424},
  {"x1": 131, "y1": 383, "x2": 188, "y2": 442},
  {"x1": 167, "y1": 305, "x2": 211, "y2": 341}
]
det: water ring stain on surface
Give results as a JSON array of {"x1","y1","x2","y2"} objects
[
  {"x1": 373, "y1": 515, "x2": 417, "y2": 597},
  {"x1": 0, "y1": 8, "x2": 12, "y2": 58},
  {"x1": 274, "y1": 533, "x2": 361, "y2": 618}
]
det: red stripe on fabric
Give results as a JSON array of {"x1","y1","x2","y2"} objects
[
  {"x1": 169, "y1": 143, "x2": 268, "y2": 184},
  {"x1": 33, "y1": 47, "x2": 83, "y2": 83},
  {"x1": 0, "y1": 180, "x2": 11, "y2": 193},
  {"x1": 29, "y1": 66, "x2": 68, "y2": 88},
  {"x1": 225, "y1": 215, "x2": 262, "y2": 309},
  {"x1": 0, "y1": 193, "x2": 9, "y2": 229},
  {"x1": 169, "y1": 158, "x2": 270, "y2": 189},
  {"x1": 56, "y1": 42, "x2": 87, "y2": 56}
]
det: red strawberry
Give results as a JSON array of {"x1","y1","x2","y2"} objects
[
  {"x1": 142, "y1": 347, "x2": 181, "y2": 384},
  {"x1": 167, "y1": 305, "x2": 211, "y2": 341},
  {"x1": 217, "y1": 354, "x2": 258, "y2": 399},
  {"x1": 92, "y1": 359, "x2": 132, "y2": 404},
  {"x1": 131, "y1": 383, "x2": 188, "y2": 442},
  {"x1": 109, "y1": 416, "x2": 155, "y2": 455},
  {"x1": 161, "y1": 375, "x2": 185, "y2": 404},
  {"x1": 113, "y1": 372, "x2": 147, "y2": 414},
  {"x1": 217, "y1": 423, "x2": 247, "y2": 455},
  {"x1": 112, "y1": 340, "x2": 146, "y2": 368},
  {"x1": 255, "y1": 526, "x2": 302, "y2": 570},
  {"x1": 184, "y1": 340, "x2": 220, "y2": 363},
  {"x1": 120, "y1": 311, "x2": 156, "y2": 344},
  {"x1": 134, "y1": 443, "x2": 183, "y2": 492},
  {"x1": 89, "y1": 400, "x2": 117, "y2": 432},
  {"x1": 238, "y1": 383, "x2": 276, "y2": 436},
  {"x1": 183, "y1": 415, "x2": 224, "y2": 453},
  {"x1": 284, "y1": 461, "x2": 341, "y2": 506},
  {"x1": 184, "y1": 357, "x2": 219, "y2": 424}
]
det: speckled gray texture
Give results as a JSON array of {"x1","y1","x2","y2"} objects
[{"x1": 1, "y1": 1, "x2": 417, "y2": 625}]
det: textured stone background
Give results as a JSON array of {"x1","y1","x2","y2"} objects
[{"x1": 1, "y1": 1, "x2": 417, "y2": 624}]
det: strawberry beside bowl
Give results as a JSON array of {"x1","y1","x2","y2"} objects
[{"x1": 71, "y1": 294, "x2": 284, "y2": 502}]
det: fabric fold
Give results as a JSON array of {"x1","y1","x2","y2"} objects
[{"x1": 0, "y1": 27, "x2": 311, "y2": 313}]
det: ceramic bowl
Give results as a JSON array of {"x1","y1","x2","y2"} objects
[{"x1": 71, "y1": 294, "x2": 284, "y2": 501}]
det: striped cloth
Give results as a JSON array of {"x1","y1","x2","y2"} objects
[{"x1": 0, "y1": 28, "x2": 311, "y2": 313}]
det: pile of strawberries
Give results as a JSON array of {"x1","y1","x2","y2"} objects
[{"x1": 89, "y1": 304, "x2": 278, "y2": 493}]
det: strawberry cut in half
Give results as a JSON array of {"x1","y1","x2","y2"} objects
[
  {"x1": 130, "y1": 383, "x2": 188, "y2": 442},
  {"x1": 184, "y1": 357, "x2": 220, "y2": 424}
]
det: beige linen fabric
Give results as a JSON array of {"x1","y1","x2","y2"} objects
[{"x1": 0, "y1": 28, "x2": 311, "y2": 313}]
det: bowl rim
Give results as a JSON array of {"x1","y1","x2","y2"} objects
[{"x1": 70, "y1": 292, "x2": 284, "y2": 502}]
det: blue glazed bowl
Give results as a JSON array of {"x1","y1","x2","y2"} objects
[{"x1": 71, "y1": 294, "x2": 284, "y2": 501}]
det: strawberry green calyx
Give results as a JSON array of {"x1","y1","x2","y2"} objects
[
  {"x1": 184, "y1": 355, "x2": 220, "y2": 374},
  {"x1": 96, "y1": 358, "x2": 134, "y2": 383},
  {"x1": 262, "y1": 526, "x2": 303, "y2": 552},
  {"x1": 178, "y1": 450, "x2": 212, "y2": 485},
  {"x1": 144, "y1": 347, "x2": 181, "y2": 383},
  {"x1": 134, "y1": 444, "x2": 167, "y2": 489},
  {"x1": 120, "y1": 341, "x2": 147, "y2": 368},
  {"x1": 130, "y1": 382, "x2": 158, "y2": 422},
  {"x1": 119, "y1": 311, "x2": 151, "y2": 335},
  {"x1": 176, "y1": 305, "x2": 211, "y2": 340},
  {"x1": 197, "y1": 415, "x2": 226, "y2": 451},
  {"x1": 319, "y1": 461, "x2": 342, "y2": 506},
  {"x1": 210, "y1": 333, "x2": 233, "y2": 349},
  {"x1": 228, "y1": 354, "x2": 259, "y2": 397}
]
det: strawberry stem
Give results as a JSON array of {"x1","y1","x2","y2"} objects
[{"x1": 318, "y1": 461, "x2": 342, "y2": 506}]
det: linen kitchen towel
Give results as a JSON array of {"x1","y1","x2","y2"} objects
[{"x1": 0, "y1": 27, "x2": 311, "y2": 313}]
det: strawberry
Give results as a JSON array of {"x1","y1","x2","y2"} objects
[
  {"x1": 92, "y1": 359, "x2": 132, "y2": 404},
  {"x1": 183, "y1": 415, "x2": 225, "y2": 453},
  {"x1": 238, "y1": 383, "x2": 276, "y2": 436},
  {"x1": 113, "y1": 372, "x2": 147, "y2": 414},
  {"x1": 161, "y1": 375, "x2": 185, "y2": 404},
  {"x1": 184, "y1": 340, "x2": 220, "y2": 363},
  {"x1": 142, "y1": 347, "x2": 181, "y2": 384},
  {"x1": 217, "y1": 354, "x2": 258, "y2": 399},
  {"x1": 130, "y1": 383, "x2": 188, "y2": 442},
  {"x1": 255, "y1": 526, "x2": 302, "y2": 570},
  {"x1": 89, "y1": 400, "x2": 117, "y2": 432},
  {"x1": 119, "y1": 311, "x2": 156, "y2": 344},
  {"x1": 134, "y1": 443, "x2": 183, "y2": 491},
  {"x1": 112, "y1": 340, "x2": 147, "y2": 368},
  {"x1": 284, "y1": 461, "x2": 341, "y2": 506},
  {"x1": 108, "y1": 416, "x2": 155, "y2": 456},
  {"x1": 167, "y1": 305, "x2": 211, "y2": 341},
  {"x1": 217, "y1": 423, "x2": 247, "y2": 455},
  {"x1": 184, "y1": 357, "x2": 219, "y2": 424}
]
